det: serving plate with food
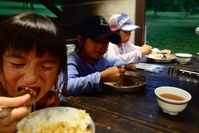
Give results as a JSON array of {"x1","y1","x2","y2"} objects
[
  {"x1": 146, "y1": 54, "x2": 176, "y2": 63},
  {"x1": 17, "y1": 107, "x2": 95, "y2": 133},
  {"x1": 102, "y1": 71, "x2": 148, "y2": 93}
]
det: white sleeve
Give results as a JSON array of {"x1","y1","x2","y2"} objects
[{"x1": 106, "y1": 42, "x2": 144, "y2": 63}]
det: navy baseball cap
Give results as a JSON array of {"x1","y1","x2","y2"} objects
[{"x1": 78, "y1": 16, "x2": 121, "y2": 44}]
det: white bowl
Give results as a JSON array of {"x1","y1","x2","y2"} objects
[
  {"x1": 17, "y1": 107, "x2": 95, "y2": 133},
  {"x1": 154, "y1": 86, "x2": 191, "y2": 115},
  {"x1": 175, "y1": 53, "x2": 192, "y2": 64},
  {"x1": 196, "y1": 27, "x2": 199, "y2": 36}
]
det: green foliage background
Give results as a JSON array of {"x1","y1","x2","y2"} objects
[
  {"x1": 146, "y1": 11, "x2": 199, "y2": 55},
  {"x1": 0, "y1": 1, "x2": 198, "y2": 55}
]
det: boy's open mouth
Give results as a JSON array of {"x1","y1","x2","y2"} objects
[{"x1": 17, "y1": 87, "x2": 40, "y2": 101}]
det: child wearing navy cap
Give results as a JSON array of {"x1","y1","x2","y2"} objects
[
  {"x1": 106, "y1": 13, "x2": 171, "y2": 63},
  {"x1": 59, "y1": 15, "x2": 137, "y2": 99}
]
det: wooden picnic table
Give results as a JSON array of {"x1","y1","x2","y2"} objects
[{"x1": 60, "y1": 55, "x2": 199, "y2": 133}]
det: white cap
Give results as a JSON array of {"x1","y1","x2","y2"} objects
[{"x1": 109, "y1": 13, "x2": 140, "y2": 31}]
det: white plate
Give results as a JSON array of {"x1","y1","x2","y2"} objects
[
  {"x1": 146, "y1": 54, "x2": 176, "y2": 63},
  {"x1": 17, "y1": 107, "x2": 95, "y2": 133}
]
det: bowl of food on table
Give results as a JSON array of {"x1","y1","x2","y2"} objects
[
  {"x1": 102, "y1": 71, "x2": 148, "y2": 93},
  {"x1": 154, "y1": 86, "x2": 192, "y2": 115},
  {"x1": 175, "y1": 53, "x2": 192, "y2": 64},
  {"x1": 17, "y1": 107, "x2": 95, "y2": 133},
  {"x1": 146, "y1": 54, "x2": 176, "y2": 63}
]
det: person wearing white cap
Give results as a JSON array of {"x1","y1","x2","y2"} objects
[{"x1": 106, "y1": 13, "x2": 171, "y2": 63}]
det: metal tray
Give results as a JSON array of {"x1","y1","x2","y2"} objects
[
  {"x1": 146, "y1": 54, "x2": 176, "y2": 63},
  {"x1": 102, "y1": 71, "x2": 148, "y2": 93}
]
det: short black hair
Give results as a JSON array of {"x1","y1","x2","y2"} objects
[{"x1": 0, "y1": 12, "x2": 67, "y2": 96}]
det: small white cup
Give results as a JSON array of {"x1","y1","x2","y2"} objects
[
  {"x1": 175, "y1": 53, "x2": 192, "y2": 64},
  {"x1": 155, "y1": 86, "x2": 192, "y2": 115}
]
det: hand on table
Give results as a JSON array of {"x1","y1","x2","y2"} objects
[
  {"x1": 0, "y1": 94, "x2": 30, "y2": 133},
  {"x1": 157, "y1": 49, "x2": 171, "y2": 54}
]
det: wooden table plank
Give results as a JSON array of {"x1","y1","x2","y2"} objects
[
  {"x1": 61, "y1": 100, "x2": 174, "y2": 133},
  {"x1": 60, "y1": 55, "x2": 199, "y2": 133},
  {"x1": 61, "y1": 83, "x2": 199, "y2": 133}
]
